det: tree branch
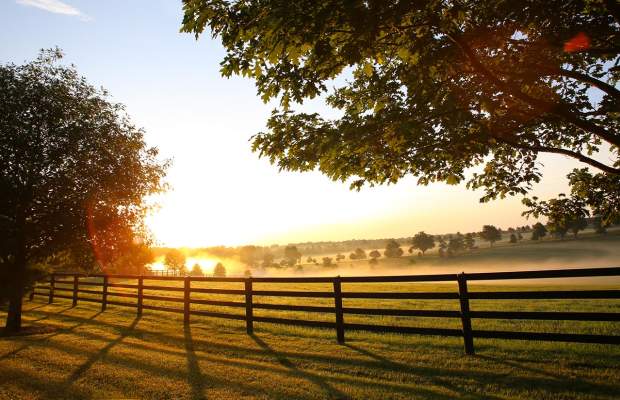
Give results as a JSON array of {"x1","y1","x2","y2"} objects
[
  {"x1": 555, "y1": 67, "x2": 620, "y2": 100},
  {"x1": 447, "y1": 33, "x2": 620, "y2": 148},
  {"x1": 496, "y1": 136, "x2": 620, "y2": 175}
]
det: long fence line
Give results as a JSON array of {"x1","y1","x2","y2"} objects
[{"x1": 30, "y1": 267, "x2": 620, "y2": 355}]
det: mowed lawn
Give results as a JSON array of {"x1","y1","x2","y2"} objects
[{"x1": 2, "y1": 281, "x2": 620, "y2": 400}]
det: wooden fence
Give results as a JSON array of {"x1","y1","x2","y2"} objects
[{"x1": 30, "y1": 267, "x2": 620, "y2": 355}]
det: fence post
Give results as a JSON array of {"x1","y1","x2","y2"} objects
[
  {"x1": 137, "y1": 276, "x2": 144, "y2": 316},
  {"x1": 49, "y1": 274, "x2": 55, "y2": 304},
  {"x1": 333, "y1": 276, "x2": 345, "y2": 344},
  {"x1": 457, "y1": 272, "x2": 475, "y2": 355},
  {"x1": 29, "y1": 287, "x2": 35, "y2": 301},
  {"x1": 72, "y1": 275, "x2": 79, "y2": 307},
  {"x1": 245, "y1": 277, "x2": 253, "y2": 334},
  {"x1": 101, "y1": 275, "x2": 108, "y2": 312},
  {"x1": 184, "y1": 276, "x2": 190, "y2": 324}
]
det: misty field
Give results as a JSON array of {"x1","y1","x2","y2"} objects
[
  {"x1": 2, "y1": 279, "x2": 620, "y2": 400},
  {"x1": 297, "y1": 230, "x2": 620, "y2": 279}
]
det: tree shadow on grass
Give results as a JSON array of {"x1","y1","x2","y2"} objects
[
  {"x1": 250, "y1": 334, "x2": 349, "y2": 399},
  {"x1": 184, "y1": 323, "x2": 207, "y2": 400},
  {"x1": 0, "y1": 309, "x2": 103, "y2": 362},
  {"x1": 62, "y1": 315, "x2": 141, "y2": 388}
]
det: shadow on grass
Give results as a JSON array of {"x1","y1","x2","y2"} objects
[
  {"x1": 184, "y1": 323, "x2": 207, "y2": 400},
  {"x1": 4, "y1": 302, "x2": 619, "y2": 399},
  {"x1": 251, "y1": 334, "x2": 348, "y2": 399}
]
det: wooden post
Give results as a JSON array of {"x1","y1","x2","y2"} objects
[
  {"x1": 457, "y1": 273, "x2": 475, "y2": 355},
  {"x1": 333, "y1": 276, "x2": 345, "y2": 344},
  {"x1": 245, "y1": 277, "x2": 253, "y2": 334},
  {"x1": 184, "y1": 276, "x2": 190, "y2": 324},
  {"x1": 137, "y1": 276, "x2": 144, "y2": 316},
  {"x1": 29, "y1": 288, "x2": 35, "y2": 301},
  {"x1": 72, "y1": 275, "x2": 79, "y2": 307},
  {"x1": 101, "y1": 275, "x2": 108, "y2": 311},
  {"x1": 49, "y1": 274, "x2": 55, "y2": 304}
]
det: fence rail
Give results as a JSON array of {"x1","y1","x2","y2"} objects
[{"x1": 29, "y1": 267, "x2": 620, "y2": 354}]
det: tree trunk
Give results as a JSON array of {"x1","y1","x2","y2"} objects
[
  {"x1": 5, "y1": 204, "x2": 26, "y2": 333},
  {"x1": 5, "y1": 286, "x2": 23, "y2": 333}
]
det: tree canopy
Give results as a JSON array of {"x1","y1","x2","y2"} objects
[
  {"x1": 0, "y1": 49, "x2": 167, "y2": 332},
  {"x1": 410, "y1": 231, "x2": 435, "y2": 255},
  {"x1": 182, "y1": 0, "x2": 620, "y2": 222},
  {"x1": 479, "y1": 225, "x2": 502, "y2": 246}
]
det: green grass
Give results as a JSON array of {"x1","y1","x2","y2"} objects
[{"x1": 2, "y1": 280, "x2": 620, "y2": 399}]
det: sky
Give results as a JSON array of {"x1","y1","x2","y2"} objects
[{"x1": 0, "y1": 0, "x2": 603, "y2": 247}]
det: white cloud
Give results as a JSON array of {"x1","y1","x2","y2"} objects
[{"x1": 16, "y1": 0, "x2": 91, "y2": 21}]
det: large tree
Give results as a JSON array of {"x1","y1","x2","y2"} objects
[
  {"x1": 0, "y1": 50, "x2": 167, "y2": 333},
  {"x1": 182, "y1": 0, "x2": 619, "y2": 221},
  {"x1": 480, "y1": 225, "x2": 502, "y2": 247}
]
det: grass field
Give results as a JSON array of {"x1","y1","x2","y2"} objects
[{"x1": 2, "y1": 277, "x2": 620, "y2": 399}]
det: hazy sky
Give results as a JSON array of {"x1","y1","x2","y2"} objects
[{"x1": 0, "y1": 0, "x2": 601, "y2": 247}]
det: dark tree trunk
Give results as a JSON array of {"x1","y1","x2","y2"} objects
[
  {"x1": 5, "y1": 286, "x2": 23, "y2": 333},
  {"x1": 5, "y1": 205, "x2": 26, "y2": 333}
]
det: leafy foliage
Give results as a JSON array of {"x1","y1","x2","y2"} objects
[
  {"x1": 164, "y1": 249, "x2": 186, "y2": 274},
  {"x1": 182, "y1": 0, "x2": 620, "y2": 207}
]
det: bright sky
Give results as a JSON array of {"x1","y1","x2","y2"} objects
[{"x1": 0, "y1": 0, "x2": 603, "y2": 247}]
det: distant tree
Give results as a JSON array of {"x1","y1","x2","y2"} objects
[
  {"x1": 335, "y1": 253, "x2": 345, "y2": 262},
  {"x1": 410, "y1": 232, "x2": 435, "y2": 256},
  {"x1": 447, "y1": 233, "x2": 465, "y2": 256},
  {"x1": 480, "y1": 225, "x2": 502, "y2": 247},
  {"x1": 349, "y1": 252, "x2": 357, "y2": 260},
  {"x1": 517, "y1": 232, "x2": 523, "y2": 241},
  {"x1": 239, "y1": 245, "x2": 260, "y2": 267},
  {"x1": 213, "y1": 262, "x2": 226, "y2": 277},
  {"x1": 354, "y1": 248, "x2": 366, "y2": 259},
  {"x1": 0, "y1": 50, "x2": 167, "y2": 333},
  {"x1": 524, "y1": 195, "x2": 588, "y2": 240},
  {"x1": 244, "y1": 269, "x2": 252, "y2": 277},
  {"x1": 322, "y1": 257, "x2": 333, "y2": 267},
  {"x1": 306, "y1": 256, "x2": 314, "y2": 263},
  {"x1": 164, "y1": 249, "x2": 186, "y2": 275},
  {"x1": 262, "y1": 251, "x2": 275, "y2": 268},
  {"x1": 369, "y1": 250, "x2": 381, "y2": 260},
  {"x1": 464, "y1": 233, "x2": 476, "y2": 251},
  {"x1": 190, "y1": 263, "x2": 204, "y2": 277},
  {"x1": 284, "y1": 245, "x2": 302, "y2": 266},
  {"x1": 531, "y1": 222, "x2": 547, "y2": 240},
  {"x1": 384, "y1": 240, "x2": 404, "y2": 258},
  {"x1": 509, "y1": 233, "x2": 518, "y2": 243},
  {"x1": 593, "y1": 217, "x2": 607, "y2": 234},
  {"x1": 568, "y1": 217, "x2": 588, "y2": 238}
]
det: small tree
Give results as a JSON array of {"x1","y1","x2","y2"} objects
[
  {"x1": 568, "y1": 217, "x2": 588, "y2": 238},
  {"x1": 322, "y1": 257, "x2": 333, "y2": 266},
  {"x1": 213, "y1": 262, "x2": 226, "y2": 277},
  {"x1": 284, "y1": 245, "x2": 302, "y2": 266},
  {"x1": 410, "y1": 232, "x2": 435, "y2": 256},
  {"x1": 369, "y1": 250, "x2": 381, "y2": 260},
  {"x1": 190, "y1": 263, "x2": 204, "y2": 277},
  {"x1": 354, "y1": 248, "x2": 366, "y2": 259},
  {"x1": 480, "y1": 225, "x2": 502, "y2": 247},
  {"x1": 593, "y1": 217, "x2": 607, "y2": 234},
  {"x1": 244, "y1": 269, "x2": 252, "y2": 277},
  {"x1": 531, "y1": 222, "x2": 548, "y2": 240},
  {"x1": 335, "y1": 253, "x2": 345, "y2": 262},
  {"x1": 464, "y1": 233, "x2": 476, "y2": 251},
  {"x1": 164, "y1": 249, "x2": 186, "y2": 275},
  {"x1": 384, "y1": 240, "x2": 403, "y2": 258},
  {"x1": 447, "y1": 233, "x2": 465, "y2": 255},
  {"x1": 509, "y1": 234, "x2": 518, "y2": 244}
]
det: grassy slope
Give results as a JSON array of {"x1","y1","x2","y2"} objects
[{"x1": 2, "y1": 283, "x2": 620, "y2": 400}]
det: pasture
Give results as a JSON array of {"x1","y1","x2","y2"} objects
[{"x1": 2, "y1": 276, "x2": 620, "y2": 399}]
